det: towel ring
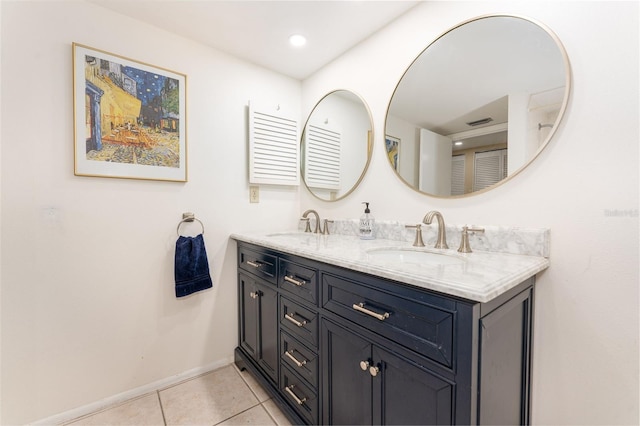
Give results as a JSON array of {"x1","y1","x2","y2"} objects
[{"x1": 177, "y1": 212, "x2": 205, "y2": 236}]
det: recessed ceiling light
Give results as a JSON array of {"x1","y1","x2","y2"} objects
[
  {"x1": 454, "y1": 141, "x2": 463, "y2": 146},
  {"x1": 289, "y1": 34, "x2": 307, "y2": 47}
]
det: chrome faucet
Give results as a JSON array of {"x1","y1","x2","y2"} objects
[
  {"x1": 423, "y1": 211, "x2": 449, "y2": 249},
  {"x1": 301, "y1": 209, "x2": 321, "y2": 234}
]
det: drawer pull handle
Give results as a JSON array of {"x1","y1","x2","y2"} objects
[
  {"x1": 284, "y1": 275, "x2": 305, "y2": 287},
  {"x1": 246, "y1": 260, "x2": 262, "y2": 268},
  {"x1": 352, "y1": 303, "x2": 390, "y2": 321},
  {"x1": 284, "y1": 384, "x2": 307, "y2": 406},
  {"x1": 285, "y1": 350, "x2": 307, "y2": 367},
  {"x1": 284, "y1": 313, "x2": 307, "y2": 327}
]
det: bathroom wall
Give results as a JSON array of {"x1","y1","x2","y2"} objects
[
  {"x1": 0, "y1": 1, "x2": 301, "y2": 424},
  {"x1": 301, "y1": 1, "x2": 639, "y2": 425}
]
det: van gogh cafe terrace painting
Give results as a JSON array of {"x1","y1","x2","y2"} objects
[{"x1": 83, "y1": 55, "x2": 181, "y2": 168}]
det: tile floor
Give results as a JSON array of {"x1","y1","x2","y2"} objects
[{"x1": 64, "y1": 364, "x2": 292, "y2": 426}]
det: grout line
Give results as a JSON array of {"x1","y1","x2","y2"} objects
[
  {"x1": 156, "y1": 390, "x2": 168, "y2": 426},
  {"x1": 231, "y1": 364, "x2": 284, "y2": 426},
  {"x1": 232, "y1": 363, "x2": 267, "y2": 404},
  {"x1": 212, "y1": 402, "x2": 263, "y2": 426},
  {"x1": 260, "y1": 401, "x2": 280, "y2": 426}
]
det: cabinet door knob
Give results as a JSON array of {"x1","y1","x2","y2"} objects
[
  {"x1": 249, "y1": 291, "x2": 259, "y2": 299},
  {"x1": 369, "y1": 365, "x2": 380, "y2": 377},
  {"x1": 359, "y1": 360, "x2": 370, "y2": 371}
]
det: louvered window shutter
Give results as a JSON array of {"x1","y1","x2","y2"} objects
[
  {"x1": 249, "y1": 102, "x2": 299, "y2": 185},
  {"x1": 304, "y1": 124, "x2": 341, "y2": 190},
  {"x1": 473, "y1": 149, "x2": 507, "y2": 191},
  {"x1": 451, "y1": 155, "x2": 465, "y2": 195}
]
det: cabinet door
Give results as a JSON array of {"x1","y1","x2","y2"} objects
[
  {"x1": 239, "y1": 273, "x2": 259, "y2": 360},
  {"x1": 258, "y1": 281, "x2": 278, "y2": 382},
  {"x1": 239, "y1": 273, "x2": 278, "y2": 383},
  {"x1": 321, "y1": 320, "x2": 372, "y2": 425},
  {"x1": 372, "y1": 346, "x2": 454, "y2": 425}
]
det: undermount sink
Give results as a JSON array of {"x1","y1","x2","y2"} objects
[
  {"x1": 265, "y1": 231, "x2": 310, "y2": 237},
  {"x1": 366, "y1": 248, "x2": 465, "y2": 265}
]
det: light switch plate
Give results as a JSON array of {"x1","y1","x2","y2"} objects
[{"x1": 249, "y1": 186, "x2": 259, "y2": 203}]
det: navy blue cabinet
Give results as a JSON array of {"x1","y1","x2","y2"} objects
[
  {"x1": 238, "y1": 272, "x2": 278, "y2": 383},
  {"x1": 234, "y1": 242, "x2": 534, "y2": 425},
  {"x1": 322, "y1": 319, "x2": 454, "y2": 425}
]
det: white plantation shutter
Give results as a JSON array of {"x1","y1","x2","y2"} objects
[
  {"x1": 304, "y1": 124, "x2": 341, "y2": 190},
  {"x1": 474, "y1": 149, "x2": 508, "y2": 191},
  {"x1": 249, "y1": 102, "x2": 299, "y2": 185},
  {"x1": 451, "y1": 155, "x2": 465, "y2": 195}
]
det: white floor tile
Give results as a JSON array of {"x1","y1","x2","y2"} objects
[
  {"x1": 216, "y1": 405, "x2": 275, "y2": 426},
  {"x1": 262, "y1": 400, "x2": 292, "y2": 426},
  {"x1": 159, "y1": 365, "x2": 259, "y2": 426},
  {"x1": 62, "y1": 364, "x2": 295, "y2": 426}
]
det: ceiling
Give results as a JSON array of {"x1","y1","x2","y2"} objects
[{"x1": 88, "y1": 0, "x2": 420, "y2": 80}]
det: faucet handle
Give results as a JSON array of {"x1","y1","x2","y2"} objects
[
  {"x1": 300, "y1": 217, "x2": 312, "y2": 233},
  {"x1": 405, "y1": 224, "x2": 425, "y2": 247},
  {"x1": 457, "y1": 225, "x2": 485, "y2": 253},
  {"x1": 322, "y1": 219, "x2": 334, "y2": 235}
]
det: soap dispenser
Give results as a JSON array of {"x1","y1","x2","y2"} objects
[{"x1": 359, "y1": 202, "x2": 375, "y2": 240}]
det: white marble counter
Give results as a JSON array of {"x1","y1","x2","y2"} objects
[{"x1": 230, "y1": 231, "x2": 550, "y2": 303}]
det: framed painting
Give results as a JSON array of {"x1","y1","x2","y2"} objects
[
  {"x1": 73, "y1": 43, "x2": 187, "y2": 181},
  {"x1": 385, "y1": 135, "x2": 400, "y2": 171}
]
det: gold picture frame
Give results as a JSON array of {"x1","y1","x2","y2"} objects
[{"x1": 73, "y1": 43, "x2": 187, "y2": 181}]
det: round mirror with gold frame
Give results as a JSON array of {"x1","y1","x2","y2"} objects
[
  {"x1": 301, "y1": 90, "x2": 373, "y2": 201},
  {"x1": 385, "y1": 15, "x2": 571, "y2": 197}
]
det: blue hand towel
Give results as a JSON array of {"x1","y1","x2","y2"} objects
[{"x1": 174, "y1": 234, "x2": 213, "y2": 297}]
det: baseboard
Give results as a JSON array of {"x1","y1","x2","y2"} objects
[{"x1": 33, "y1": 356, "x2": 234, "y2": 425}]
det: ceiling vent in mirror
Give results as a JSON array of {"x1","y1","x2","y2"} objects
[
  {"x1": 248, "y1": 101, "x2": 299, "y2": 185},
  {"x1": 466, "y1": 117, "x2": 493, "y2": 127}
]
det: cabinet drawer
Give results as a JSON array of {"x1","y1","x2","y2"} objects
[
  {"x1": 322, "y1": 273, "x2": 455, "y2": 368},
  {"x1": 239, "y1": 246, "x2": 277, "y2": 285},
  {"x1": 280, "y1": 331, "x2": 318, "y2": 389},
  {"x1": 279, "y1": 259, "x2": 318, "y2": 305},
  {"x1": 280, "y1": 296, "x2": 319, "y2": 349},
  {"x1": 281, "y1": 364, "x2": 318, "y2": 425}
]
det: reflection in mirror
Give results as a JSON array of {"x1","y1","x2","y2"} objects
[
  {"x1": 385, "y1": 15, "x2": 570, "y2": 197},
  {"x1": 302, "y1": 90, "x2": 373, "y2": 201}
]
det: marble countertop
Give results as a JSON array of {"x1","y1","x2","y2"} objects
[{"x1": 230, "y1": 231, "x2": 550, "y2": 303}]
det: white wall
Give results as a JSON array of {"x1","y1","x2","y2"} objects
[
  {"x1": 419, "y1": 128, "x2": 452, "y2": 195},
  {"x1": 301, "y1": 1, "x2": 639, "y2": 425},
  {"x1": 0, "y1": 1, "x2": 301, "y2": 424}
]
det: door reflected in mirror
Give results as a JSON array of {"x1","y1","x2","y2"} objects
[
  {"x1": 385, "y1": 15, "x2": 571, "y2": 197},
  {"x1": 302, "y1": 90, "x2": 373, "y2": 201}
]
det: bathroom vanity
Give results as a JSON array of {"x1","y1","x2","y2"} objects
[{"x1": 232, "y1": 230, "x2": 548, "y2": 425}]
